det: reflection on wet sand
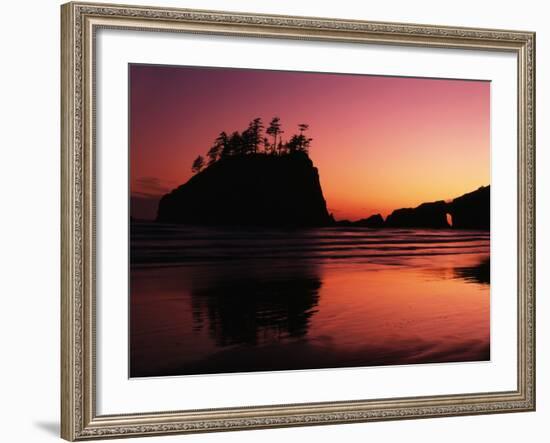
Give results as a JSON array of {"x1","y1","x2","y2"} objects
[
  {"x1": 130, "y1": 224, "x2": 490, "y2": 377},
  {"x1": 454, "y1": 257, "x2": 490, "y2": 285},
  {"x1": 190, "y1": 266, "x2": 322, "y2": 346}
]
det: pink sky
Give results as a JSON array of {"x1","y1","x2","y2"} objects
[{"x1": 130, "y1": 64, "x2": 489, "y2": 221}]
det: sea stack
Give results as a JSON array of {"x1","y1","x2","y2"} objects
[{"x1": 156, "y1": 152, "x2": 333, "y2": 228}]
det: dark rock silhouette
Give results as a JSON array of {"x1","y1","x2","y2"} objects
[
  {"x1": 448, "y1": 186, "x2": 490, "y2": 230},
  {"x1": 157, "y1": 152, "x2": 333, "y2": 227},
  {"x1": 384, "y1": 187, "x2": 490, "y2": 230},
  {"x1": 385, "y1": 201, "x2": 450, "y2": 229},
  {"x1": 334, "y1": 214, "x2": 385, "y2": 228},
  {"x1": 333, "y1": 219, "x2": 353, "y2": 227},
  {"x1": 356, "y1": 214, "x2": 385, "y2": 228}
]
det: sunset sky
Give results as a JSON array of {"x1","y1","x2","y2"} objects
[{"x1": 130, "y1": 64, "x2": 490, "y2": 221}]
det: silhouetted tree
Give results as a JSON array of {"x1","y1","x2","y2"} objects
[
  {"x1": 227, "y1": 131, "x2": 244, "y2": 156},
  {"x1": 218, "y1": 131, "x2": 239, "y2": 158},
  {"x1": 239, "y1": 118, "x2": 264, "y2": 155},
  {"x1": 192, "y1": 119, "x2": 313, "y2": 172},
  {"x1": 247, "y1": 118, "x2": 264, "y2": 154},
  {"x1": 287, "y1": 123, "x2": 312, "y2": 154},
  {"x1": 207, "y1": 132, "x2": 228, "y2": 164},
  {"x1": 286, "y1": 134, "x2": 301, "y2": 154},
  {"x1": 191, "y1": 155, "x2": 205, "y2": 173},
  {"x1": 241, "y1": 127, "x2": 253, "y2": 155},
  {"x1": 207, "y1": 144, "x2": 220, "y2": 164},
  {"x1": 300, "y1": 134, "x2": 313, "y2": 154},
  {"x1": 266, "y1": 117, "x2": 283, "y2": 155}
]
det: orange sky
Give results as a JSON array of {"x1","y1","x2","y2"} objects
[{"x1": 130, "y1": 65, "x2": 490, "y2": 221}]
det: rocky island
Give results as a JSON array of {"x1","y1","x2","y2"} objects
[
  {"x1": 157, "y1": 117, "x2": 333, "y2": 227},
  {"x1": 157, "y1": 151, "x2": 333, "y2": 227}
]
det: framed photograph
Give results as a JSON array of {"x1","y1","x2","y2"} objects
[{"x1": 61, "y1": 2, "x2": 536, "y2": 440}]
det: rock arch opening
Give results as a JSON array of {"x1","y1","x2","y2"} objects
[{"x1": 446, "y1": 213, "x2": 453, "y2": 228}]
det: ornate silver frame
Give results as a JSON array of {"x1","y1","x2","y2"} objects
[{"x1": 61, "y1": 2, "x2": 536, "y2": 440}]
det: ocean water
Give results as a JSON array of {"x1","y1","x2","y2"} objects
[{"x1": 130, "y1": 223, "x2": 490, "y2": 377}]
